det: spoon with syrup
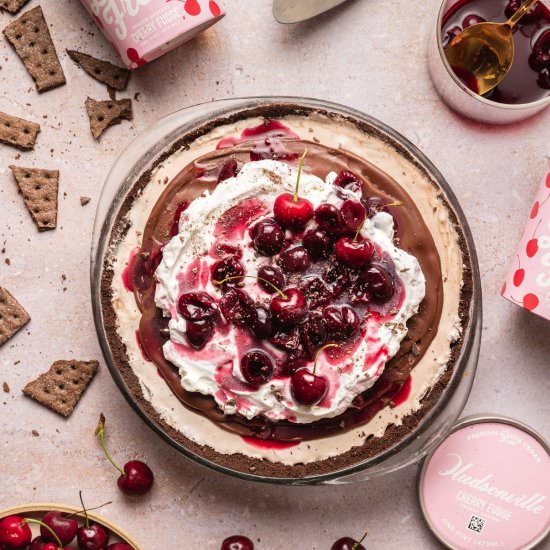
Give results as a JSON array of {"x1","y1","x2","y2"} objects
[{"x1": 444, "y1": 0, "x2": 540, "y2": 95}]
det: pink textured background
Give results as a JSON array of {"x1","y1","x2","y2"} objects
[{"x1": 0, "y1": 1, "x2": 549, "y2": 548}]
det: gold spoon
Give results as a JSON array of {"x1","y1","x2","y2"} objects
[{"x1": 444, "y1": 0, "x2": 540, "y2": 95}]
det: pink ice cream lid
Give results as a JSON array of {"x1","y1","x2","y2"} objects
[{"x1": 419, "y1": 415, "x2": 550, "y2": 550}]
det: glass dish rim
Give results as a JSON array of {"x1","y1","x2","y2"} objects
[
  {"x1": 435, "y1": 0, "x2": 550, "y2": 111},
  {"x1": 90, "y1": 96, "x2": 482, "y2": 485}
]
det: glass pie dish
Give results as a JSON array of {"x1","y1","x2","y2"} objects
[{"x1": 90, "y1": 97, "x2": 482, "y2": 485}]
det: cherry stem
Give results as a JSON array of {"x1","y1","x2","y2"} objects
[
  {"x1": 352, "y1": 530, "x2": 368, "y2": 550},
  {"x1": 353, "y1": 219, "x2": 365, "y2": 242},
  {"x1": 313, "y1": 343, "x2": 339, "y2": 375},
  {"x1": 79, "y1": 491, "x2": 89, "y2": 529},
  {"x1": 65, "y1": 501, "x2": 112, "y2": 520},
  {"x1": 24, "y1": 518, "x2": 63, "y2": 549},
  {"x1": 293, "y1": 148, "x2": 308, "y2": 202},
  {"x1": 213, "y1": 275, "x2": 287, "y2": 300},
  {"x1": 95, "y1": 413, "x2": 124, "y2": 477}
]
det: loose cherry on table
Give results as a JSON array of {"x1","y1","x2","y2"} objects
[
  {"x1": 220, "y1": 535, "x2": 254, "y2": 550},
  {"x1": 273, "y1": 150, "x2": 313, "y2": 229},
  {"x1": 40, "y1": 511, "x2": 78, "y2": 545},
  {"x1": 95, "y1": 414, "x2": 154, "y2": 496},
  {"x1": 290, "y1": 344, "x2": 338, "y2": 406},
  {"x1": 331, "y1": 533, "x2": 367, "y2": 550}
]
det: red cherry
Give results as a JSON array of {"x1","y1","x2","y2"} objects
[
  {"x1": 209, "y1": 0, "x2": 222, "y2": 17},
  {"x1": 221, "y1": 535, "x2": 254, "y2": 550},
  {"x1": 184, "y1": 0, "x2": 201, "y2": 16},
  {"x1": 40, "y1": 511, "x2": 78, "y2": 545},
  {"x1": 530, "y1": 201, "x2": 540, "y2": 219},
  {"x1": 333, "y1": 170, "x2": 363, "y2": 193},
  {"x1": 290, "y1": 369, "x2": 327, "y2": 405},
  {"x1": 211, "y1": 257, "x2": 245, "y2": 289},
  {"x1": 523, "y1": 293, "x2": 539, "y2": 311},
  {"x1": 241, "y1": 350, "x2": 274, "y2": 386},
  {"x1": 303, "y1": 228, "x2": 332, "y2": 259},
  {"x1": 96, "y1": 415, "x2": 154, "y2": 497},
  {"x1": 177, "y1": 291, "x2": 219, "y2": 321},
  {"x1": 30, "y1": 537, "x2": 61, "y2": 550},
  {"x1": 323, "y1": 305, "x2": 360, "y2": 340},
  {"x1": 279, "y1": 245, "x2": 311, "y2": 272},
  {"x1": 220, "y1": 288, "x2": 255, "y2": 327},
  {"x1": 77, "y1": 523, "x2": 109, "y2": 550},
  {"x1": 335, "y1": 237, "x2": 374, "y2": 267},
  {"x1": 314, "y1": 203, "x2": 344, "y2": 235},
  {"x1": 270, "y1": 288, "x2": 308, "y2": 325},
  {"x1": 251, "y1": 219, "x2": 285, "y2": 256},
  {"x1": 513, "y1": 269, "x2": 525, "y2": 287},
  {"x1": 185, "y1": 318, "x2": 215, "y2": 349},
  {"x1": 331, "y1": 537, "x2": 366, "y2": 550},
  {"x1": 526, "y1": 238, "x2": 539, "y2": 258},
  {"x1": 341, "y1": 199, "x2": 366, "y2": 231},
  {"x1": 217, "y1": 160, "x2": 239, "y2": 183},
  {"x1": 273, "y1": 192, "x2": 313, "y2": 229},
  {"x1": 358, "y1": 264, "x2": 395, "y2": 302},
  {"x1": 170, "y1": 200, "x2": 189, "y2": 237},
  {"x1": 257, "y1": 265, "x2": 285, "y2": 294},
  {"x1": 462, "y1": 14, "x2": 485, "y2": 27},
  {"x1": 0, "y1": 516, "x2": 31, "y2": 549},
  {"x1": 117, "y1": 460, "x2": 155, "y2": 496}
]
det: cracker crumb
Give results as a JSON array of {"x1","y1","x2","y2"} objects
[
  {"x1": 2, "y1": 382, "x2": 9, "y2": 393},
  {"x1": 80, "y1": 196, "x2": 91, "y2": 206},
  {"x1": 31, "y1": 430, "x2": 39, "y2": 437}
]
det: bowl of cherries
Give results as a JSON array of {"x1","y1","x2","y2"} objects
[{"x1": 0, "y1": 500, "x2": 142, "y2": 550}]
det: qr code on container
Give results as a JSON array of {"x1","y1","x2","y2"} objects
[{"x1": 467, "y1": 515, "x2": 486, "y2": 534}]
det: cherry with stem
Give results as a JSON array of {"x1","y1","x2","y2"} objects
[
  {"x1": 290, "y1": 343, "x2": 338, "y2": 406},
  {"x1": 95, "y1": 414, "x2": 154, "y2": 496}
]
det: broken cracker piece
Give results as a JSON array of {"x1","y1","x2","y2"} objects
[
  {"x1": 10, "y1": 165, "x2": 59, "y2": 231},
  {"x1": 3, "y1": 6, "x2": 66, "y2": 92},
  {"x1": 0, "y1": 0, "x2": 31, "y2": 14},
  {"x1": 23, "y1": 359, "x2": 99, "y2": 417},
  {"x1": 80, "y1": 196, "x2": 91, "y2": 206},
  {"x1": 67, "y1": 49, "x2": 130, "y2": 91},
  {"x1": 0, "y1": 287, "x2": 30, "y2": 347},
  {"x1": 85, "y1": 97, "x2": 132, "y2": 140},
  {"x1": 0, "y1": 111, "x2": 40, "y2": 150}
]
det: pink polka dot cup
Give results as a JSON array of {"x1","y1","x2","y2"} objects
[
  {"x1": 502, "y1": 160, "x2": 550, "y2": 319},
  {"x1": 80, "y1": 0, "x2": 225, "y2": 69}
]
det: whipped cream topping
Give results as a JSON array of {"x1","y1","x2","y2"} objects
[{"x1": 154, "y1": 160, "x2": 426, "y2": 424}]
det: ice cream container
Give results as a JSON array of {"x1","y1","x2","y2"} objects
[
  {"x1": 418, "y1": 415, "x2": 550, "y2": 550},
  {"x1": 80, "y1": 0, "x2": 225, "y2": 69}
]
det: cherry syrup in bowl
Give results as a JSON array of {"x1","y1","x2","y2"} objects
[
  {"x1": 428, "y1": 0, "x2": 550, "y2": 123},
  {"x1": 442, "y1": 0, "x2": 550, "y2": 104}
]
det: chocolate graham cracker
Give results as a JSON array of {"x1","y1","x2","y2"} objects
[
  {"x1": 0, "y1": 0, "x2": 31, "y2": 15},
  {"x1": 67, "y1": 50, "x2": 131, "y2": 91},
  {"x1": 85, "y1": 97, "x2": 133, "y2": 140},
  {"x1": 3, "y1": 6, "x2": 66, "y2": 92},
  {"x1": 0, "y1": 111, "x2": 40, "y2": 150},
  {"x1": 23, "y1": 360, "x2": 99, "y2": 417},
  {"x1": 10, "y1": 165, "x2": 59, "y2": 231},
  {"x1": 0, "y1": 287, "x2": 30, "y2": 346}
]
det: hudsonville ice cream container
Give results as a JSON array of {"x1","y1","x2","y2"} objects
[
  {"x1": 80, "y1": 0, "x2": 225, "y2": 69},
  {"x1": 502, "y1": 159, "x2": 550, "y2": 319},
  {"x1": 418, "y1": 415, "x2": 550, "y2": 550}
]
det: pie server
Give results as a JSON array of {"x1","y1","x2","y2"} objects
[{"x1": 273, "y1": 0, "x2": 350, "y2": 24}]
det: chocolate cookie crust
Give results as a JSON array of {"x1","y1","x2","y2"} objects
[{"x1": 99, "y1": 103, "x2": 475, "y2": 481}]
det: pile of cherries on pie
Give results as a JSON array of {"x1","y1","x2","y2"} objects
[
  {"x1": 0, "y1": 510, "x2": 132, "y2": 550},
  {"x1": 177, "y1": 168, "x2": 399, "y2": 407}
]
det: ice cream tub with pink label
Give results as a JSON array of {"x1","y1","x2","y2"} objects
[
  {"x1": 418, "y1": 415, "x2": 550, "y2": 550},
  {"x1": 502, "y1": 160, "x2": 550, "y2": 320},
  {"x1": 80, "y1": 0, "x2": 225, "y2": 69}
]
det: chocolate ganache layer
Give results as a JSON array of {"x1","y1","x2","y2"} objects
[{"x1": 124, "y1": 131, "x2": 444, "y2": 442}]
